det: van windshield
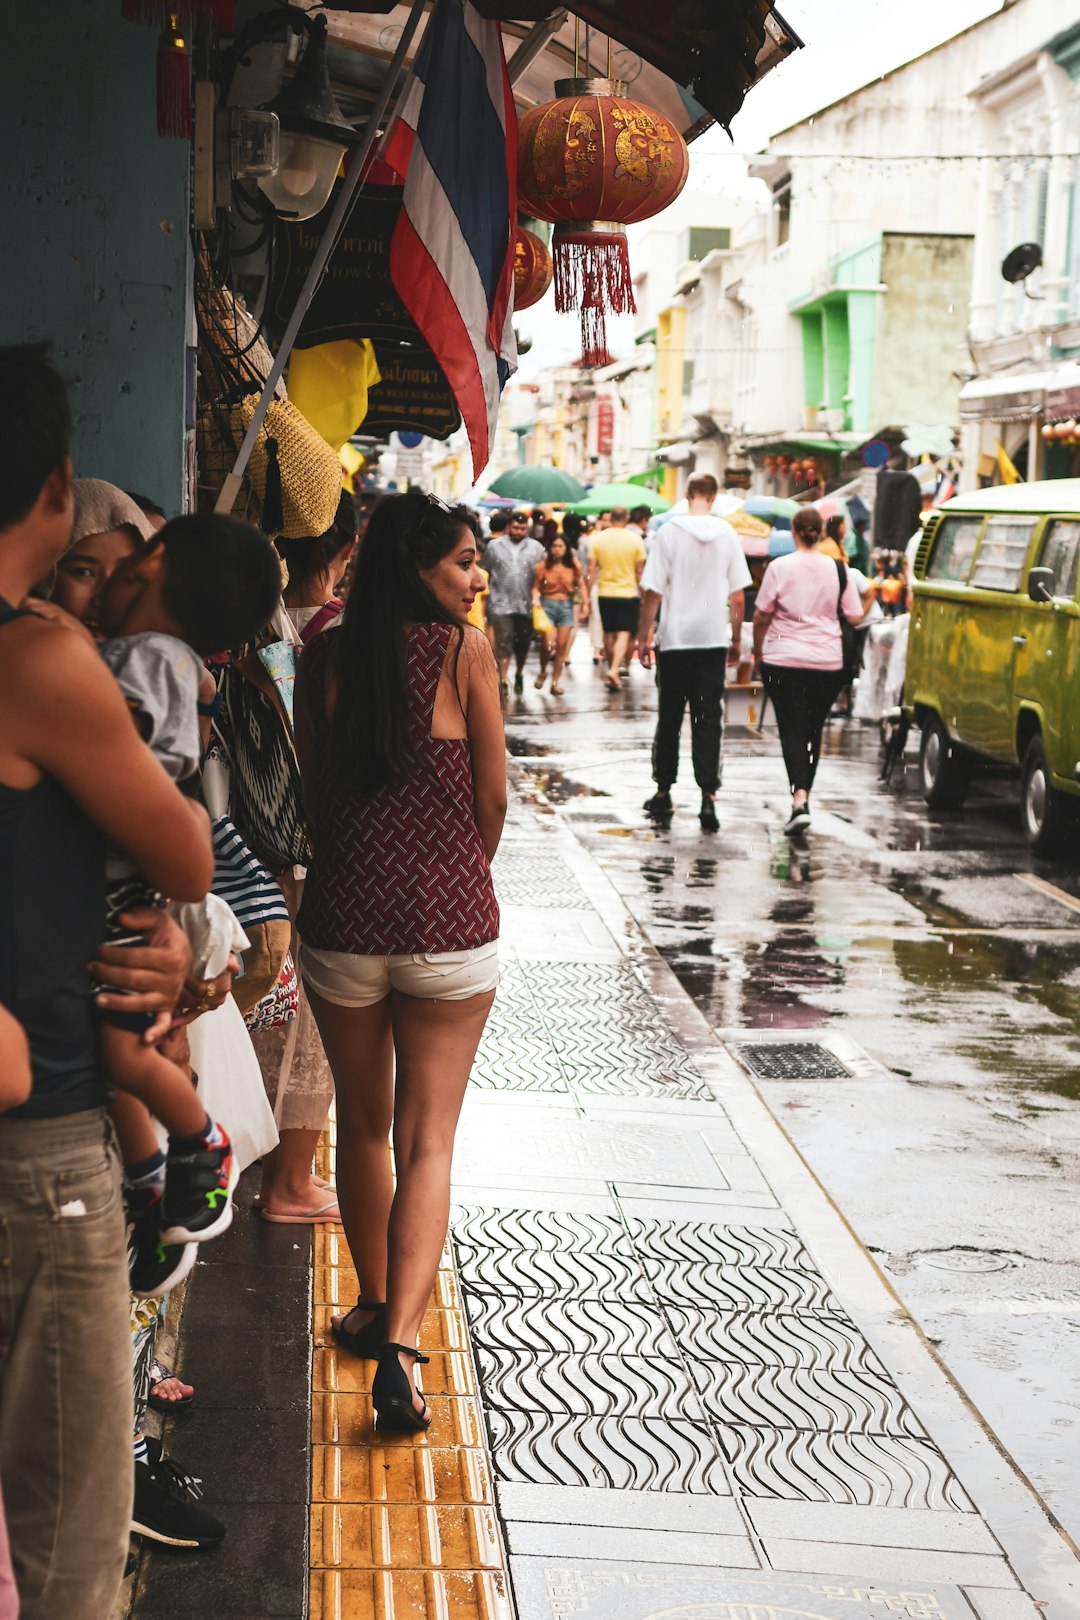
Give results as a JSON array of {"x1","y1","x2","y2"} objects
[{"x1": 1040, "y1": 519, "x2": 1080, "y2": 600}]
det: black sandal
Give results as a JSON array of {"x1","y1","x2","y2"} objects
[
  {"x1": 330, "y1": 1301, "x2": 387, "y2": 1359},
  {"x1": 372, "y1": 1343, "x2": 431, "y2": 1432},
  {"x1": 146, "y1": 1361, "x2": 194, "y2": 1413}
]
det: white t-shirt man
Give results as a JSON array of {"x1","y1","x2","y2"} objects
[{"x1": 640, "y1": 513, "x2": 752, "y2": 651}]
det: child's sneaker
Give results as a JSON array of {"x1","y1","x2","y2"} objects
[
  {"x1": 126, "y1": 1182, "x2": 198, "y2": 1297},
  {"x1": 160, "y1": 1126, "x2": 236, "y2": 1245}
]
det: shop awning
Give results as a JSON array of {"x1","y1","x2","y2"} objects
[
  {"x1": 747, "y1": 434, "x2": 867, "y2": 456},
  {"x1": 958, "y1": 369, "x2": 1057, "y2": 424},
  {"x1": 1046, "y1": 361, "x2": 1080, "y2": 421},
  {"x1": 326, "y1": 3, "x2": 802, "y2": 141}
]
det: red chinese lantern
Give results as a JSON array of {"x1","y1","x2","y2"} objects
[
  {"x1": 514, "y1": 226, "x2": 554, "y2": 312},
  {"x1": 518, "y1": 78, "x2": 690, "y2": 365}
]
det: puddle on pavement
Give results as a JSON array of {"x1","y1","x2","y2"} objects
[{"x1": 518, "y1": 763, "x2": 608, "y2": 803}]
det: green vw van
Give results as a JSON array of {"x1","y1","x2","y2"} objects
[{"x1": 906, "y1": 479, "x2": 1080, "y2": 852}]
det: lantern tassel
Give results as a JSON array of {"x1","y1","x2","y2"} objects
[
  {"x1": 552, "y1": 229, "x2": 636, "y2": 317},
  {"x1": 580, "y1": 300, "x2": 611, "y2": 370},
  {"x1": 156, "y1": 15, "x2": 192, "y2": 138}
]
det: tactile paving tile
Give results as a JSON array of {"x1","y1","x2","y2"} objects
[
  {"x1": 474, "y1": 1350, "x2": 703, "y2": 1420},
  {"x1": 691, "y1": 1364, "x2": 928, "y2": 1436},
  {"x1": 456, "y1": 1244, "x2": 653, "y2": 1300},
  {"x1": 715, "y1": 1426, "x2": 975, "y2": 1509},
  {"x1": 461, "y1": 1292, "x2": 676, "y2": 1358},
  {"x1": 629, "y1": 1218, "x2": 810, "y2": 1270},
  {"x1": 491, "y1": 848, "x2": 592, "y2": 910},
  {"x1": 485, "y1": 1410, "x2": 729, "y2": 1492},
  {"x1": 453, "y1": 1206, "x2": 635, "y2": 1256},
  {"x1": 648, "y1": 1263, "x2": 840, "y2": 1313},
  {"x1": 470, "y1": 1026, "x2": 566, "y2": 1093},
  {"x1": 661, "y1": 1309, "x2": 885, "y2": 1371},
  {"x1": 472, "y1": 960, "x2": 711, "y2": 1099}
]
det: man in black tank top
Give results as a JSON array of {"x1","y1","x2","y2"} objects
[{"x1": 0, "y1": 345, "x2": 216, "y2": 1620}]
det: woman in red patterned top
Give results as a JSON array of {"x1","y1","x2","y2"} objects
[{"x1": 295, "y1": 494, "x2": 506, "y2": 1432}]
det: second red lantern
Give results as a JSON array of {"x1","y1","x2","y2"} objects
[
  {"x1": 514, "y1": 225, "x2": 554, "y2": 312},
  {"x1": 518, "y1": 78, "x2": 689, "y2": 365}
]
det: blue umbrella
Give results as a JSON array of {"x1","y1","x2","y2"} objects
[{"x1": 767, "y1": 528, "x2": 796, "y2": 558}]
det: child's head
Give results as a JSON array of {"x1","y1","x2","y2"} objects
[
  {"x1": 0, "y1": 342, "x2": 74, "y2": 575},
  {"x1": 99, "y1": 513, "x2": 282, "y2": 654}
]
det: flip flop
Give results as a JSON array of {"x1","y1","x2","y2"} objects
[
  {"x1": 261, "y1": 1197, "x2": 341, "y2": 1225},
  {"x1": 147, "y1": 1361, "x2": 194, "y2": 1413},
  {"x1": 252, "y1": 1174, "x2": 333, "y2": 1208}
]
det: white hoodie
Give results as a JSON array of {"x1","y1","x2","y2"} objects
[{"x1": 640, "y1": 514, "x2": 753, "y2": 650}]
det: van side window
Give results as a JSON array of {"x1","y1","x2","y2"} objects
[
  {"x1": 970, "y1": 516, "x2": 1037, "y2": 592},
  {"x1": 925, "y1": 516, "x2": 983, "y2": 582},
  {"x1": 1039, "y1": 519, "x2": 1080, "y2": 600}
]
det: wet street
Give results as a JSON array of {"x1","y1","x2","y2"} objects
[{"x1": 504, "y1": 644, "x2": 1080, "y2": 1552}]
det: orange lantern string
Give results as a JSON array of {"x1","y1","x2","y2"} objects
[
  {"x1": 514, "y1": 225, "x2": 554, "y2": 312},
  {"x1": 518, "y1": 78, "x2": 689, "y2": 366}
]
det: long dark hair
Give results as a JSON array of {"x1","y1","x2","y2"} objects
[{"x1": 327, "y1": 492, "x2": 472, "y2": 797}]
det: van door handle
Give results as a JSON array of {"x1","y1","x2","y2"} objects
[{"x1": 1013, "y1": 635, "x2": 1027, "y2": 646}]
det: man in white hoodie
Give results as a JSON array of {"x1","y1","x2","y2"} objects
[{"x1": 637, "y1": 474, "x2": 752, "y2": 830}]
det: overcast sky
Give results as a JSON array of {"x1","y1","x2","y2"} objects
[{"x1": 512, "y1": 0, "x2": 1003, "y2": 380}]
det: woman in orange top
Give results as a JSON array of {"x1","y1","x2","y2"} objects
[{"x1": 532, "y1": 533, "x2": 585, "y2": 695}]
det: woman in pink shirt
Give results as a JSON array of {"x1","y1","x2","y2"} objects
[{"x1": 753, "y1": 507, "x2": 863, "y2": 835}]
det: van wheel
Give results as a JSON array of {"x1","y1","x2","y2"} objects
[
  {"x1": 1020, "y1": 734, "x2": 1072, "y2": 854},
  {"x1": 919, "y1": 715, "x2": 970, "y2": 809}
]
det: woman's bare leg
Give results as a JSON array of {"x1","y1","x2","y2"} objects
[
  {"x1": 260, "y1": 1127, "x2": 334, "y2": 1216},
  {"x1": 384, "y1": 987, "x2": 495, "y2": 1410},
  {"x1": 535, "y1": 632, "x2": 552, "y2": 686},
  {"x1": 551, "y1": 624, "x2": 574, "y2": 689},
  {"x1": 304, "y1": 988, "x2": 394, "y2": 1326}
]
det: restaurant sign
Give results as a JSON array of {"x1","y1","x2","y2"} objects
[
  {"x1": 268, "y1": 185, "x2": 419, "y2": 350},
  {"x1": 365, "y1": 344, "x2": 461, "y2": 442}
]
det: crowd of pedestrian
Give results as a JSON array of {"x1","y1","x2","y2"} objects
[
  {"x1": 0, "y1": 345, "x2": 506, "y2": 1617},
  {"x1": 0, "y1": 335, "x2": 917, "y2": 1618}
]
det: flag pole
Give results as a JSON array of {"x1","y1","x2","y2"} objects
[{"x1": 214, "y1": 0, "x2": 428, "y2": 516}]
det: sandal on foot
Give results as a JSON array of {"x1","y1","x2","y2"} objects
[
  {"x1": 372, "y1": 1343, "x2": 431, "y2": 1432},
  {"x1": 147, "y1": 1361, "x2": 194, "y2": 1413},
  {"x1": 331, "y1": 1301, "x2": 387, "y2": 1359}
]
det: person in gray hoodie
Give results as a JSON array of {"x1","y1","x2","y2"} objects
[{"x1": 637, "y1": 475, "x2": 752, "y2": 831}]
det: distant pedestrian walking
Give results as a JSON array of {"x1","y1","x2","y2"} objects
[
  {"x1": 483, "y1": 509, "x2": 544, "y2": 695},
  {"x1": 587, "y1": 506, "x2": 646, "y2": 690},
  {"x1": 753, "y1": 506, "x2": 863, "y2": 835},
  {"x1": 638, "y1": 475, "x2": 751, "y2": 831},
  {"x1": 532, "y1": 532, "x2": 584, "y2": 694}
]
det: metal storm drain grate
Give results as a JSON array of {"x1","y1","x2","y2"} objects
[{"x1": 735, "y1": 1042, "x2": 853, "y2": 1081}]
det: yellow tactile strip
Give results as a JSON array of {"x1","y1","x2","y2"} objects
[{"x1": 310, "y1": 1137, "x2": 513, "y2": 1620}]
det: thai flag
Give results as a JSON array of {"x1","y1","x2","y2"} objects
[{"x1": 384, "y1": 0, "x2": 517, "y2": 478}]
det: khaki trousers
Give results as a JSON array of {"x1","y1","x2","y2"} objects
[{"x1": 0, "y1": 1109, "x2": 132, "y2": 1620}]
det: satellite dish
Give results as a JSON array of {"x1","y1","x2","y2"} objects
[{"x1": 1001, "y1": 242, "x2": 1043, "y2": 285}]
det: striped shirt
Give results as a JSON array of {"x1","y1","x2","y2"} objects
[{"x1": 211, "y1": 818, "x2": 289, "y2": 928}]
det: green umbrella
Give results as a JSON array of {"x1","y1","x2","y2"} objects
[
  {"x1": 487, "y1": 466, "x2": 585, "y2": 503},
  {"x1": 567, "y1": 481, "x2": 672, "y2": 515}
]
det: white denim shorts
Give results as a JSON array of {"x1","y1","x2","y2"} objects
[{"x1": 299, "y1": 940, "x2": 499, "y2": 1007}]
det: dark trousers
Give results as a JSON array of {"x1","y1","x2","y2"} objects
[
  {"x1": 652, "y1": 647, "x2": 727, "y2": 795},
  {"x1": 762, "y1": 663, "x2": 845, "y2": 795}
]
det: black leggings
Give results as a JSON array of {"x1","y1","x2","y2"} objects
[{"x1": 762, "y1": 663, "x2": 845, "y2": 795}]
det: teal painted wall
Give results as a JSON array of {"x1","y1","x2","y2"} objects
[
  {"x1": 800, "y1": 313, "x2": 824, "y2": 409},
  {"x1": 1, "y1": 0, "x2": 193, "y2": 513},
  {"x1": 823, "y1": 303, "x2": 851, "y2": 427}
]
